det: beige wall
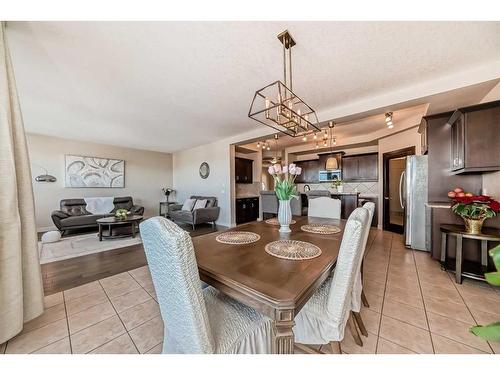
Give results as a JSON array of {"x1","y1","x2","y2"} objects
[{"x1": 27, "y1": 133, "x2": 173, "y2": 231}]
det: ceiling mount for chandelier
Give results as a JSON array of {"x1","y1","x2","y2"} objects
[{"x1": 248, "y1": 30, "x2": 321, "y2": 138}]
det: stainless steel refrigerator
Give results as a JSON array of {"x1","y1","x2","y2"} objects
[{"x1": 403, "y1": 155, "x2": 428, "y2": 251}]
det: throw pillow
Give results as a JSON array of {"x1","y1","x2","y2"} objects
[
  {"x1": 193, "y1": 199, "x2": 208, "y2": 210},
  {"x1": 181, "y1": 198, "x2": 196, "y2": 211}
]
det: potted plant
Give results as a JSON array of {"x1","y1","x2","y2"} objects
[
  {"x1": 162, "y1": 188, "x2": 175, "y2": 203},
  {"x1": 470, "y1": 244, "x2": 500, "y2": 342},
  {"x1": 331, "y1": 178, "x2": 344, "y2": 193},
  {"x1": 447, "y1": 188, "x2": 500, "y2": 234},
  {"x1": 268, "y1": 163, "x2": 302, "y2": 233},
  {"x1": 115, "y1": 208, "x2": 129, "y2": 220}
]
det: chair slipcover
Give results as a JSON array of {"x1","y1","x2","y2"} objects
[
  {"x1": 308, "y1": 196, "x2": 341, "y2": 219},
  {"x1": 140, "y1": 216, "x2": 272, "y2": 354},
  {"x1": 293, "y1": 207, "x2": 369, "y2": 344},
  {"x1": 351, "y1": 202, "x2": 376, "y2": 312}
]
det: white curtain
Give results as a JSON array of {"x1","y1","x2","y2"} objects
[{"x1": 0, "y1": 22, "x2": 44, "y2": 344}]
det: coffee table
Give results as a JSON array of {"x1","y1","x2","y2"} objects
[{"x1": 97, "y1": 215, "x2": 143, "y2": 241}]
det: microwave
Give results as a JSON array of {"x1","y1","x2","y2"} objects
[{"x1": 318, "y1": 170, "x2": 342, "y2": 182}]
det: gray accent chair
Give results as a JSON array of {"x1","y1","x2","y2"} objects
[
  {"x1": 260, "y1": 191, "x2": 302, "y2": 218},
  {"x1": 51, "y1": 196, "x2": 144, "y2": 234},
  {"x1": 140, "y1": 216, "x2": 273, "y2": 353},
  {"x1": 169, "y1": 196, "x2": 220, "y2": 230}
]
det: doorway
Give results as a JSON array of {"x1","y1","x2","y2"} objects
[{"x1": 383, "y1": 146, "x2": 415, "y2": 233}]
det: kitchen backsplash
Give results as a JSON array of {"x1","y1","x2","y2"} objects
[
  {"x1": 296, "y1": 182, "x2": 379, "y2": 195},
  {"x1": 236, "y1": 182, "x2": 261, "y2": 197}
]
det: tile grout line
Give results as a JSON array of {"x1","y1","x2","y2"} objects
[
  {"x1": 97, "y1": 279, "x2": 142, "y2": 354},
  {"x1": 63, "y1": 293, "x2": 73, "y2": 354},
  {"x1": 447, "y1": 272, "x2": 495, "y2": 353},
  {"x1": 411, "y1": 249, "x2": 436, "y2": 354},
  {"x1": 373, "y1": 231, "x2": 393, "y2": 354}
]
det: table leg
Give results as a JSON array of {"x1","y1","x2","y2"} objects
[
  {"x1": 132, "y1": 222, "x2": 136, "y2": 238},
  {"x1": 455, "y1": 235, "x2": 463, "y2": 284},
  {"x1": 481, "y1": 240, "x2": 488, "y2": 273},
  {"x1": 99, "y1": 224, "x2": 102, "y2": 241},
  {"x1": 109, "y1": 224, "x2": 112, "y2": 238},
  {"x1": 440, "y1": 232, "x2": 447, "y2": 264},
  {"x1": 273, "y1": 309, "x2": 295, "y2": 354}
]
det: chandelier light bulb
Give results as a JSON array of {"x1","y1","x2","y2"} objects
[
  {"x1": 257, "y1": 142, "x2": 261, "y2": 148},
  {"x1": 388, "y1": 124, "x2": 394, "y2": 129},
  {"x1": 302, "y1": 135, "x2": 307, "y2": 142},
  {"x1": 316, "y1": 142, "x2": 319, "y2": 149}
]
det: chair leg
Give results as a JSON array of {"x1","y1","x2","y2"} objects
[
  {"x1": 361, "y1": 290, "x2": 370, "y2": 308},
  {"x1": 329, "y1": 341, "x2": 342, "y2": 354},
  {"x1": 192, "y1": 223, "x2": 195, "y2": 230},
  {"x1": 352, "y1": 311, "x2": 368, "y2": 337},
  {"x1": 294, "y1": 343, "x2": 323, "y2": 354},
  {"x1": 348, "y1": 312, "x2": 363, "y2": 347}
]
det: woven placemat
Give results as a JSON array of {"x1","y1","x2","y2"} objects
[
  {"x1": 301, "y1": 223, "x2": 341, "y2": 235},
  {"x1": 216, "y1": 231, "x2": 260, "y2": 245},
  {"x1": 265, "y1": 240, "x2": 322, "y2": 260},
  {"x1": 265, "y1": 218, "x2": 297, "y2": 226}
]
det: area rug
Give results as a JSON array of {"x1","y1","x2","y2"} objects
[{"x1": 38, "y1": 233, "x2": 142, "y2": 264}]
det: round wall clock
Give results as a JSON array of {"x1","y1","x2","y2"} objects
[{"x1": 199, "y1": 162, "x2": 210, "y2": 179}]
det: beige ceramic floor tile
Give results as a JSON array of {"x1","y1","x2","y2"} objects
[
  {"x1": 64, "y1": 281, "x2": 102, "y2": 302},
  {"x1": 33, "y1": 337, "x2": 72, "y2": 354},
  {"x1": 6, "y1": 319, "x2": 68, "y2": 354},
  {"x1": 340, "y1": 329, "x2": 377, "y2": 354},
  {"x1": 426, "y1": 312, "x2": 492, "y2": 353},
  {"x1": 363, "y1": 270, "x2": 387, "y2": 284},
  {"x1": 68, "y1": 301, "x2": 116, "y2": 334},
  {"x1": 142, "y1": 281, "x2": 157, "y2": 300},
  {"x1": 90, "y1": 333, "x2": 138, "y2": 354},
  {"x1": 379, "y1": 316, "x2": 433, "y2": 354},
  {"x1": 119, "y1": 299, "x2": 160, "y2": 331},
  {"x1": 66, "y1": 289, "x2": 109, "y2": 316},
  {"x1": 460, "y1": 293, "x2": 500, "y2": 315},
  {"x1": 22, "y1": 303, "x2": 67, "y2": 333},
  {"x1": 70, "y1": 315, "x2": 126, "y2": 354},
  {"x1": 432, "y1": 334, "x2": 489, "y2": 354},
  {"x1": 363, "y1": 279, "x2": 386, "y2": 297},
  {"x1": 129, "y1": 316, "x2": 164, "y2": 353},
  {"x1": 100, "y1": 274, "x2": 141, "y2": 298},
  {"x1": 423, "y1": 296, "x2": 475, "y2": 324},
  {"x1": 129, "y1": 266, "x2": 152, "y2": 286},
  {"x1": 376, "y1": 337, "x2": 417, "y2": 354},
  {"x1": 365, "y1": 290, "x2": 384, "y2": 313},
  {"x1": 145, "y1": 342, "x2": 163, "y2": 354},
  {"x1": 420, "y1": 283, "x2": 463, "y2": 303},
  {"x1": 110, "y1": 287, "x2": 152, "y2": 313},
  {"x1": 359, "y1": 307, "x2": 381, "y2": 335},
  {"x1": 382, "y1": 298, "x2": 428, "y2": 330},
  {"x1": 44, "y1": 292, "x2": 64, "y2": 308},
  {"x1": 384, "y1": 284, "x2": 424, "y2": 309}
]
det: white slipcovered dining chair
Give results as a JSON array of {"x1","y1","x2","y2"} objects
[
  {"x1": 140, "y1": 216, "x2": 273, "y2": 354},
  {"x1": 308, "y1": 196, "x2": 341, "y2": 219},
  {"x1": 293, "y1": 207, "x2": 371, "y2": 353},
  {"x1": 350, "y1": 202, "x2": 376, "y2": 337}
]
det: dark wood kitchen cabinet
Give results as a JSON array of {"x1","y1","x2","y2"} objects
[
  {"x1": 342, "y1": 153, "x2": 378, "y2": 182},
  {"x1": 235, "y1": 157, "x2": 253, "y2": 183},
  {"x1": 235, "y1": 197, "x2": 259, "y2": 224},
  {"x1": 294, "y1": 159, "x2": 319, "y2": 183},
  {"x1": 448, "y1": 100, "x2": 500, "y2": 174}
]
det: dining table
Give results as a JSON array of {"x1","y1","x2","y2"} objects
[{"x1": 192, "y1": 215, "x2": 346, "y2": 354}]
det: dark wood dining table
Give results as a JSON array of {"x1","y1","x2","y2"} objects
[{"x1": 192, "y1": 215, "x2": 345, "y2": 354}]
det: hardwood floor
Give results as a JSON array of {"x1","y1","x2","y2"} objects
[{"x1": 41, "y1": 223, "x2": 226, "y2": 295}]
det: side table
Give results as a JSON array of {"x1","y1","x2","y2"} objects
[
  {"x1": 159, "y1": 201, "x2": 178, "y2": 218},
  {"x1": 440, "y1": 224, "x2": 500, "y2": 284}
]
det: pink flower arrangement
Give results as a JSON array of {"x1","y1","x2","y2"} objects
[{"x1": 268, "y1": 163, "x2": 302, "y2": 200}]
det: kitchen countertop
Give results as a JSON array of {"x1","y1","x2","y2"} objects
[
  {"x1": 425, "y1": 201, "x2": 452, "y2": 209},
  {"x1": 359, "y1": 194, "x2": 379, "y2": 199},
  {"x1": 235, "y1": 194, "x2": 260, "y2": 199},
  {"x1": 300, "y1": 192, "x2": 360, "y2": 196}
]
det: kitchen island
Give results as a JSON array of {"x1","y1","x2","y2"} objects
[{"x1": 301, "y1": 192, "x2": 359, "y2": 220}]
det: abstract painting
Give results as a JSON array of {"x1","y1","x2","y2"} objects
[{"x1": 65, "y1": 155, "x2": 125, "y2": 188}]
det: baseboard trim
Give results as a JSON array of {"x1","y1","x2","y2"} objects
[{"x1": 38, "y1": 226, "x2": 58, "y2": 233}]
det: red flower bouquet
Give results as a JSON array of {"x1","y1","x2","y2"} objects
[{"x1": 448, "y1": 188, "x2": 500, "y2": 234}]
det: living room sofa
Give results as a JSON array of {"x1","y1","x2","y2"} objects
[
  {"x1": 51, "y1": 196, "x2": 144, "y2": 234},
  {"x1": 169, "y1": 195, "x2": 220, "y2": 229}
]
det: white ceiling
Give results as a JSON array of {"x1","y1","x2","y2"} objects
[{"x1": 7, "y1": 21, "x2": 500, "y2": 153}]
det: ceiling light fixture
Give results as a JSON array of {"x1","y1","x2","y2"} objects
[
  {"x1": 325, "y1": 121, "x2": 339, "y2": 170},
  {"x1": 385, "y1": 112, "x2": 394, "y2": 129},
  {"x1": 248, "y1": 30, "x2": 321, "y2": 138},
  {"x1": 257, "y1": 142, "x2": 261, "y2": 148},
  {"x1": 313, "y1": 132, "x2": 317, "y2": 140}
]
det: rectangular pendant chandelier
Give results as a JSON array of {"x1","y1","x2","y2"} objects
[{"x1": 248, "y1": 30, "x2": 321, "y2": 137}]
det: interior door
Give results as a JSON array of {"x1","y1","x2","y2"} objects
[{"x1": 383, "y1": 147, "x2": 415, "y2": 233}]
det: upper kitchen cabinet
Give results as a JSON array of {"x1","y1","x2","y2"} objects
[
  {"x1": 235, "y1": 157, "x2": 253, "y2": 183},
  {"x1": 294, "y1": 159, "x2": 319, "y2": 183},
  {"x1": 418, "y1": 117, "x2": 428, "y2": 155},
  {"x1": 342, "y1": 153, "x2": 378, "y2": 182},
  {"x1": 448, "y1": 100, "x2": 500, "y2": 174}
]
